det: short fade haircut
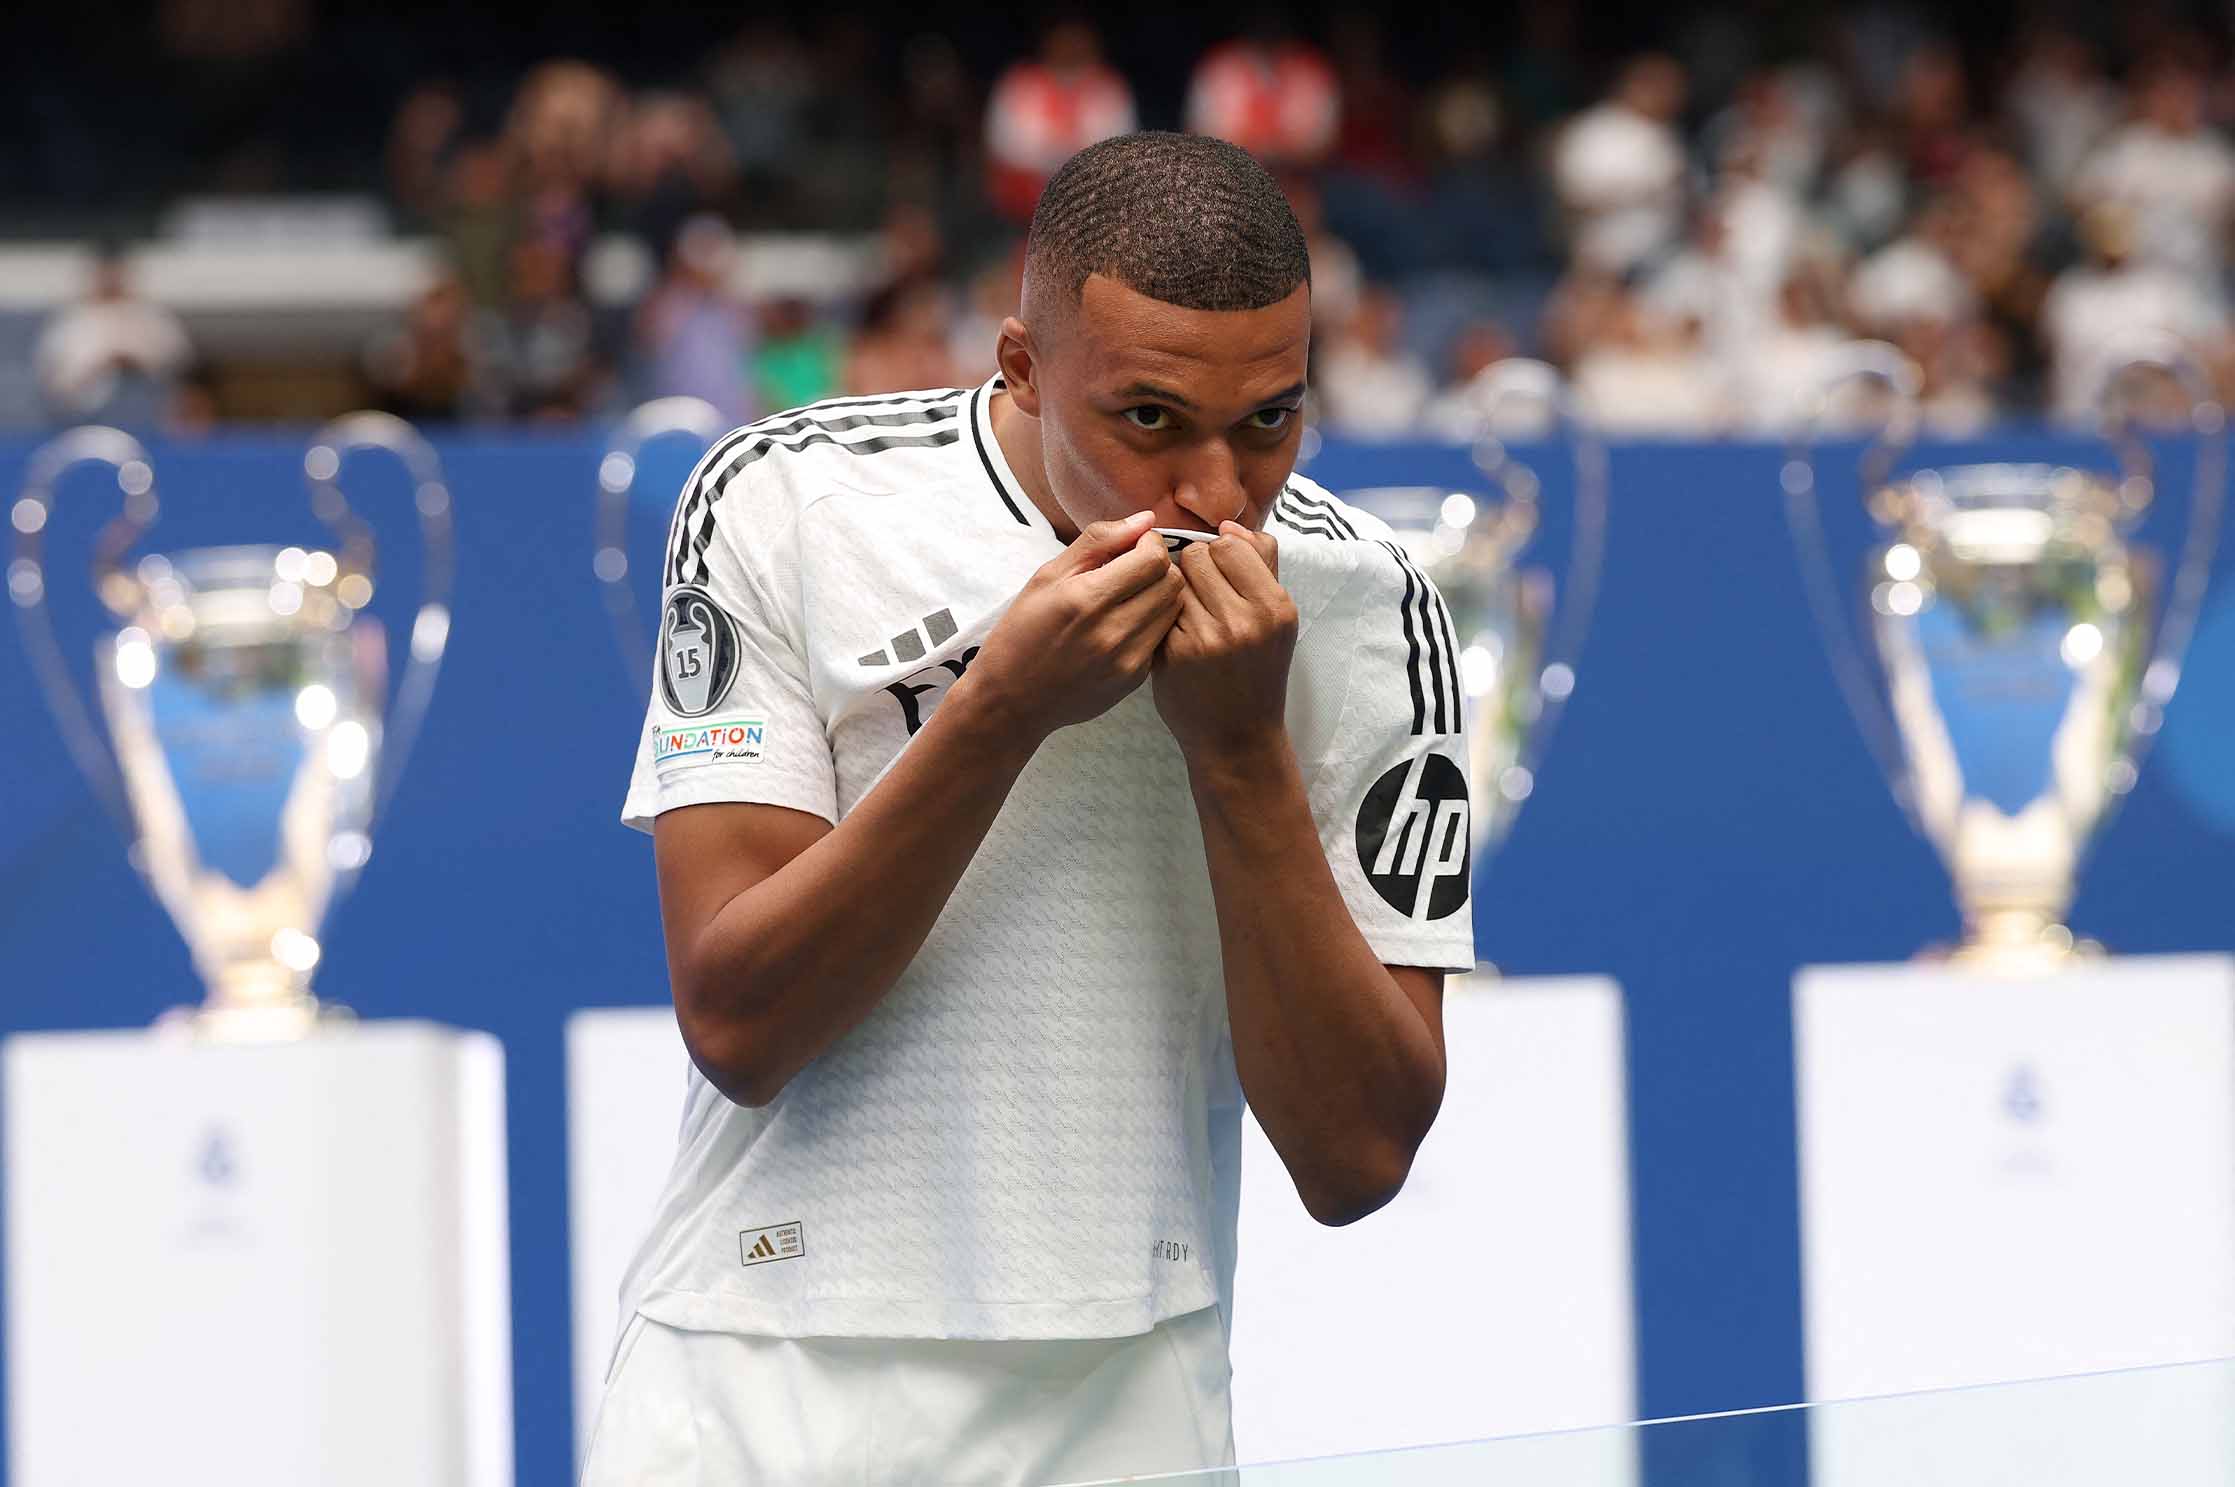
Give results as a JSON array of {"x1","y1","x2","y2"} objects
[{"x1": 1024, "y1": 132, "x2": 1311, "y2": 314}]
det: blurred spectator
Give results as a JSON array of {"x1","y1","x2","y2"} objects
[
  {"x1": 947, "y1": 246, "x2": 1026, "y2": 386},
  {"x1": 984, "y1": 20, "x2": 1135, "y2": 224},
  {"x1": 1737, "y1": 264, "x2": 1854, "y2": 432},
  {"x1": 35, "y1": 253, "x2": 195, "y2": 427},
  {"x1": 635, "y1": 216, "x2": 756, "y2": 423},
  {"x1": 1421, "y1": 322, "x2": 1533, "y2": 438},
  {"x1": 753, "y1": 297, "x2": 843, "y2": 412},
  {"x1": 1186, "y1": 24, "x2": 1341, "y2": 168},
  {"x1": 1552, "y1": 54, "x2": 1689, "y2": 275},
  {"x1": 707, "y1": 24, "x2": 818, "y2": 224},
  {"x1": 1891, "y1": 43, "x2": 1971, "y2": 190},
  {"x1": 1849, "y1": 196, "x2": 1978, "y2": 333},
  {"x1": 386, "y1": 83, "x2": 466, "y2": 231},
  {"x1": 2041, "y1": 203, "x2": 2227, "y2": 422},
  {"x1": 843, "y1": 278, "x2": 961, "y2": 396},
  {"x1": 2005, "y1": 26, "x2": 2119, "y2": 196},
  {"x1": 2071, "y1": 59, "x2": 2235, "y2": 283},
  {"x1": 1570, "y1": 291, "x2": 1729, "y2": 434},
  {"x1": 1314, "y1": 287, "x2": 1433, "y2": 436},
  {"x1": 607, "y1": 94, "x2": 737, "y2": 265},
  {"x1": 484, "y1": 239, "x2": 600, "y2": 421},
  {"x1": 364, "y1": 271, "x2": 483, "y2": 422}
]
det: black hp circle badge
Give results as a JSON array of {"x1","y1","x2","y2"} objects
[
  {"x1": 659, "y1": 584, "x2": 741, "y2": 717},
  {"x1": 1355, "y1": 754, "x2": 1472, "y2": 921}
]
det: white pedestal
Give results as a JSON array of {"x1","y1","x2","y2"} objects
[
  {"x1": 4, "y1": 1021, "x2": 513, "y2": 1487},
  {"x1": 564, "y1": 1006, "x2": 690, "y2": 1472},
  {"x1": 1797, "y1": 954, "x2": 2235, "y2": 1486},
  {"x1": 1230, "y1": 974, "x2": 1636, "y2": 1472}
]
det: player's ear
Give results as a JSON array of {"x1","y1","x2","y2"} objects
[{"x1": 996, "y1": 316, "x2": 1042, "y2": 418}]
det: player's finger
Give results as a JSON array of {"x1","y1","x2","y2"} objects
[
  {"x1": 1046, "y1": 511, "x2": 1158, "y2": 579},
  {"x1": 1082, "y1": 531, "x2": 1176, "y2": 604},
  {"x1": 1222, "y1": 520, "x2": 1280, "y2": 580},
  {"x1": 1110, "y1": 563, "x2": 1185, "y2": 635},
  {"x1": 1174, "y1": 538, "x2": 1246, "y2": 620},
  {"x1": 1209, "y1": 523, "x2": 1287, "y2": 606}
]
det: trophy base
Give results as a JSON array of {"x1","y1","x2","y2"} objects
[
  {"x1": 156, "y1": 997, "x2": 356, "y2": 1044},
  {"x1": 1926, "y1": 910, "x2": 2107, "y2": 977}
]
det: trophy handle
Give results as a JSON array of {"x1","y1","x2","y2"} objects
[
  {"x1": 2090, "y1": 342, "x2": 2227, "y2": 726},
  {"x1": 1466, "y1": 359, "x2": 1609, "y2": 762},
  {"x1": 9, "y1": 426, "x2": 160, "y2": 830},
  {"x1": 303, "y1": 413, "x2": 455, "y2": 818},
  {"x1": 1782, "y1": 339, "x2": 1928, "y2": 812},
  {"x1": 594, "y1": 396, "x2": 729, "y2": 695}
]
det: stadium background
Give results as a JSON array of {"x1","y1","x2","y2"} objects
[{"x1": 5, "y1": 3, "x2": 2235, "y2": 1483}]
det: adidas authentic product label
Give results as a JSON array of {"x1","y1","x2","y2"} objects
[
  {"x1": 739, "y1": 1221, "x2": 805, "y2": 1268},
  {"x1": 659, "y1": 584, "x2": 741, "y2": 717}
]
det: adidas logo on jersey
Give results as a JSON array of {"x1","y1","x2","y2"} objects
[
  {"x1": 858, "y1": 608, "x2": 958, "y2": 668},
  {"x1": 739, "y1": 1220, "x2": 805, "y2": 1268}
]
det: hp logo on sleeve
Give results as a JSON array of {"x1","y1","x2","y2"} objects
[{"x1": 1355, "y1": 754, "x2": 1472, "y2": 921}]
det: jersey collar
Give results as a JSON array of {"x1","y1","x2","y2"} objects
[{"x1": 970, "y1": 376, "x2": 1059, "y2": 540}]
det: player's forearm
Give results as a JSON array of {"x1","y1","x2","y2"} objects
[
  {"x1": 1187, "y1": 731, "x2": 1445, "y2": 1225},
  {"x1": 680, "y1": 674, "x2": 1040, "y2": 1106}
]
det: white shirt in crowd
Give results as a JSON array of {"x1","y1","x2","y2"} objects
[
  {"x1": 1554, "y1": 102, "x2": 1688, "y2": 274},
  {"x1": 2074, "y1": 123, "x2": 2235, "y2": 281},
  {"x1": 617, "y1": 378, "x2": 1475, "y2": 1345},
  {"x1": 2041, "y1": 263, "x2": 2228, "y2": 421},
  {"x1": 35, "y1": 297, "x2": 192, "y2": 418}
]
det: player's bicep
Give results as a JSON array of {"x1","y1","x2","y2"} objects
[{"x1": 651, "y1": 800, "x2": 830, "y2": 994}]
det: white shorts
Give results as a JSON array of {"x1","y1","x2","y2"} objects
[{"x1": 580, "y1": 1305, "x2": 1236, "y2": 1486}]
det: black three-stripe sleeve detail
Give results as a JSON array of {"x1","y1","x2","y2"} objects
[
  {"x1": 1426, "y1": 584, "x2": 1463, "y2": 727},
  {"x1": 1379, "y1": 540, "x2": 1428, "y2": 735},
  {"x1": 667, "y1": 426, "x2": 758, "y2": 586},
  {"x1": 968, "y1": 383, "x2": 1031, "y2": 525},
  {"x1": 1401, "y1": 551, "x2": 1449, "y2": 734},
  {"x1": 1275, "y1": 507, "x2": 1348, "y2": 542},
  {"x1": 680, "y1": 428, "x2": 965, "y2": 585},
  {"x1": 1280, "y1": 485, "x2": 1360, "y2": 539}
]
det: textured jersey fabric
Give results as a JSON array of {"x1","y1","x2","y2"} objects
[{"x1": 617, "y1": 377, "x2": 1475, "y2": 1342}]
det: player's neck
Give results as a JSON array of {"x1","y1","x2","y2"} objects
[{"x1": 988, "y1": 386, "x2": 1077, "y2": 541}]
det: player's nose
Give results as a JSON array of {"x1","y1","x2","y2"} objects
[{"x1": 1173, "y1": 459, "x2": 1248, "y2": 531}]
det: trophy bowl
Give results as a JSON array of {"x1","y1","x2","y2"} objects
[
  {"x1": 12, "y1": 416, "x2": 454, "y2": 1037},
  {"x1": 1786, "y1": 342, "x2": 2224, "y2": 970},
  {"x1": 592, "y1": 396, "x2": 729, "y2": 695},
  {"x1": 1333, "y1": 360, "x2": 1607, "y2": 857}
]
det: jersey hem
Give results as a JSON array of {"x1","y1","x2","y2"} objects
[{"x1": 631, "y1": 1274, "x2": 1220, "y2": 1343}]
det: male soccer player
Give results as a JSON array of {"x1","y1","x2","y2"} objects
[{"x1": 589, "y1": 131, "x2": 1474, "y2": 1484}]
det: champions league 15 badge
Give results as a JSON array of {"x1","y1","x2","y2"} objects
[{"x1": 660, "y1": 584, "x2": 742, "y2": 717}]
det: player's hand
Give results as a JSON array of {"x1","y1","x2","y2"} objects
[
  {"x1": 961, "y1": 511, "x2": 1186, "y2": 741},
  {"x1": 1151, "y1": 521, "x2": 1297, "y2": 760}
]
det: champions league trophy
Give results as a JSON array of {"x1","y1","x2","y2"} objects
[
  {"x1": 1334, "y1": 360, "x2": 1607, "y2": 855},
  {"x1": 10, "y1": 415, "x2": 455, "y2": 1037},
  {"x1": 592, "y1": 396, "x2": 727, "y2": 693},
  {"x1": 1785, "y1": 342, "x2": 2225, "y2": 970}
]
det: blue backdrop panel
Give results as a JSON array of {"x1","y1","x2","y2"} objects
[{"x1": 0, "y1": 427, "x2": 2229, "y2": 1487}]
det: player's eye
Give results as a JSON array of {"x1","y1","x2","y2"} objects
[
  {"x1": 1247, "y1": 406, "x2": 1296, "y2": 432},
  {"x1": 1122, "y1": 406, "x2": 1174, "y2": 432}
]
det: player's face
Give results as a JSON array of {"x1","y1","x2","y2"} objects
[{"x1": 1031, "y1": 275, "x2": 1311, "y2": 535}]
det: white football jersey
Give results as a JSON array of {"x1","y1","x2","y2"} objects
[{"x1": 618, "y1": 378, "x2": 1474, "y2": 1342}]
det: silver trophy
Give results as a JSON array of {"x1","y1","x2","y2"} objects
[
  {"x1": 1334, "y1": 360, "x2": 1608, "y2": 854},
  {"x1": 10, "y1": 415, "x2": 455, "y2": 1037},
  {"x1": 1786, "y1": 342, "x2": 2225, "y2": 970},
  {"x1": 592, "y1": 396, "x2": 728, "y2": 693}
]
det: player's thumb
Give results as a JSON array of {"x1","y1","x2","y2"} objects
[{"x1": 1050, "y1": 511, "x2": 1158, "y2": 577}]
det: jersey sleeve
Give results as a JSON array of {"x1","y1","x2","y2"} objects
[
  {"x1": 620, "y1": 450, "x2": 838, "y2": 834},
  {"x1": 1302, "y1": 541, "x2": 1478, "y2": 973}
]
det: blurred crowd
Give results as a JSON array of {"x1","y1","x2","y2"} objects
[{"x1": 32, "y1": 8, "x2": 2235, "y2": 435}]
